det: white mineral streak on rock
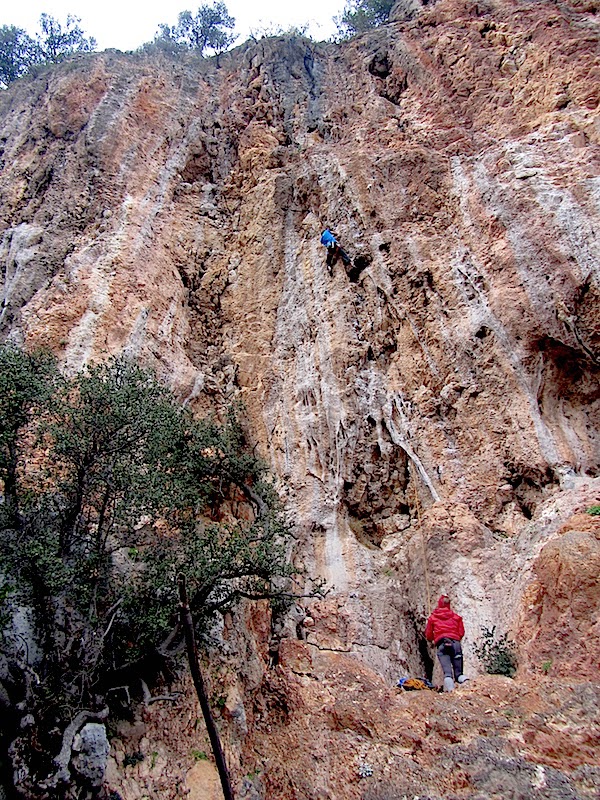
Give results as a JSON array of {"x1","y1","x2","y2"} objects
[
  {"x1": 271, "y1": 208, "x2": 352, "y2": 590},
  {"x1": 499, "y1": 139, "x2": 600, "y2": 284},
  {"x1": 450, "y1": 157, "x2": 561, "y2": 466},
  {"x1": 182, "y1": 371, "x2": 206, "y2": 406},
  {"x1": 0, "y1": 223, "x2": 43, "y2": 330},
  {"x1": 122, "y1": 307, "x2": 150, "y2": 359},
  {"x1": 64, "y1": 195, "x2": 134, "y2": 373},
  {"x1": 157, "y1": 298, "x2": 179, "y2": 344}
]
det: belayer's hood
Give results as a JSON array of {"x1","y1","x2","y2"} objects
[{"x1": 431, "y1": 605, "x2": 455, "y2": 620}]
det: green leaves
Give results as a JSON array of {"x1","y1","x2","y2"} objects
[
  {"x1": 0, "y1": 345, "x2": 295, "y2": 720},
  {"x1": 0, "y1": 344, "x2": 56, "y2": 450},
  {"x1": 0, "y1": 14, "x2": 95, "y2": 88},
  {"x1": 49, "y1": 358, "x2": 188, "y2": 539},
  {"x1": 0, "y1": 26, "x2": 39, "y2": 87},
  {"x1": 474, "y1": 626, "x2": 518, "y2": 677},
  {"x1": 37, "y1": 14, "x2": 96, "y2": 64},
  {"x1": 336, "y1": 0, "x2": 396, "y2": 37},
  {"x1": 154, "y1": 2, "x2": 237, "y2": 56},
  {"x1": 0, "y1": 345, "x2": 58, "y2": 514}
]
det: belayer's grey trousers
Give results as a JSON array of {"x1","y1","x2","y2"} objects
[{"x1": 436, "y1": 638, "x2": 463, "y2": 679}]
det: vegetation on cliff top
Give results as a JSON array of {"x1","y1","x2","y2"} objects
[
  {"x1": 151, "y1": 1, "x2": 237, "y2": 56},
  {"x1": 336, "y1": 0, "x2": 396, "y2": 36},
  {"x1": 1, "y1": 0, "x2": 399, "y2": 87},
  {"x1": 0, "y1": 14, "x2": 95, "y2": 88},
  {"x1": 0, "y1": 344, "x2": 298, "y2": 796}
]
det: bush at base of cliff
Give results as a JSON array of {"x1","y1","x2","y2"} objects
[
  {"x1": 0, "y1": 345, "x2": 298, "y2": 797},
  {"x1": 474, "y1": 626, "x2": 518, "y2": 678}
]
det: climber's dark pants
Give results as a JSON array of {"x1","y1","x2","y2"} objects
[
  {"x1": 436, "y1": 638, "x2": 463, "y2": 679},
  {"x1": 326, "y1": 244, "x2": 351, "y2": 268},
  {"x1": 338, "y1": 246, "x2": 351, "y2": 266}
]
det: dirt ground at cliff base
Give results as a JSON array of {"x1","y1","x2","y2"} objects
[
  {"x1": 240, "y1": 649, "x2": 600, "y2": 800},
  {"x1": 104, "y1": 656, "x2": 600, "y2": 800}
]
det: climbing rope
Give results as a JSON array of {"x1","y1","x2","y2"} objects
[{"x1": 411, "y1": 461, "x2": 432, "y2": 617}]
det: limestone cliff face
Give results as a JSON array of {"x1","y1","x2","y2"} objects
[{"x1": 1, "y1": 0, "x2": 599, "y2": 796}]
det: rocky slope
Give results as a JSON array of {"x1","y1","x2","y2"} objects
[{"x1": 0, "y1": 0, "x2": 599, "y2": 795}]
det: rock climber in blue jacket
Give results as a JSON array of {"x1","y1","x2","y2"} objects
[{"x1": 320, "y1": 227, "x2": 351, "y2": 272}]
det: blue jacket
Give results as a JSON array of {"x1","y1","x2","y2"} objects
[{"x1": 320, "y1": 229, "x2": 337, "y2": 247}]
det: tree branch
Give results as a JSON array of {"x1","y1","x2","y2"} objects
[
  {"x1": 141, "y1": 679, "x2": 182, "y2": 705},
  {"x1": 41, "y1": 707, "x2": 109, "y2": 789},
  {"x1": 238, "y1": 482, "x2": 267, "y2": 516},
  {"x1": 101, "y1": 598, "x2": 123, "y2": 640},
  {"x1": 178, "y1": 574, "x2": 234, "y2": 800}
]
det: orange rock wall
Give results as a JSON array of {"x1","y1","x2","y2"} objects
[{"x1": 1, "y1": 0, "x2": 599, "y2": 795}]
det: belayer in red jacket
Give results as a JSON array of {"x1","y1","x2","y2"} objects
[{"x1": 425, "y1": 595, "x2": 468, "y2": 692}]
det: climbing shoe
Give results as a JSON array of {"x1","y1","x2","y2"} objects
[{"x1": 443, "y1": 677, "x2": 455, "y2": 692}]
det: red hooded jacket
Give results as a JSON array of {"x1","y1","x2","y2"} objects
[{"x1": 425, "y1": 596, "x2": 465, "y2": 644}]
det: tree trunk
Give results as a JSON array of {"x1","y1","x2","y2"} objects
[
  {"x1": 178, "y1": 574, "x2": 234, "y2": 800},
  {"x1": 4, "y1": 441, "x2": 19, "y2": 521}
]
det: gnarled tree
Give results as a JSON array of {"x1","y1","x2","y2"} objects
[{"x1": 0, "y1": 348, "x2": 298, "y2": 798}]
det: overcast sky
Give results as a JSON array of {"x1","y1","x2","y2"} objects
[{"x1": 2, "y1": 0, "x2": 344, "y2": 51}]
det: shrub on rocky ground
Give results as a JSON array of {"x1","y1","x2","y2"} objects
[{"x1": 474, "y1": 626, "x2": 518, "y2": 677}]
